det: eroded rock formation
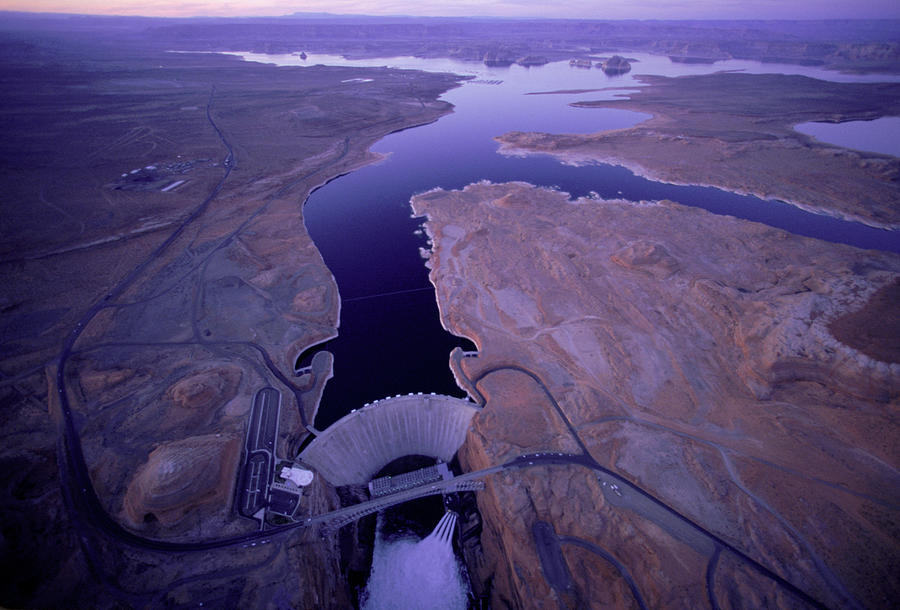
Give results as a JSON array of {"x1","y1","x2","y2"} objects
[
  {"x1": 166, "y1": 366, "x2": 243, "y2": 426},
  {"x1": 123, "y1": 434, "x2": 240, "y2": 528},
  {"x1": 412, "y1": 181, "x2": 899, "y2": 609}
]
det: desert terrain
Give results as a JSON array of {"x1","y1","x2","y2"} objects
[
  {"x1": 1, "y1": 12, "x2": 899, "y2": 609},
  {"x1": 413, "y1": 181, "x2": 898, "y2": 609},
  {"x1": 0, "y1": 24, "x2": 461, "y2": 607},
  {"x1": 439, "y1": 55, "x2": 900, "y2": 608}
]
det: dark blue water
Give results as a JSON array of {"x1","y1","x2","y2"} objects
[{"x1": 293, "y1": 56, "x2": 899, "y2": 429}]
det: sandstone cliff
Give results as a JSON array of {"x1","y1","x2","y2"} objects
[{"x1": 412, "y1": 181, "x2": 899, "y2": 609}]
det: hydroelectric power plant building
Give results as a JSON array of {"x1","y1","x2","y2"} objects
[{"x1": 238, "y1": 389, "x2": 481, "y2": 526}]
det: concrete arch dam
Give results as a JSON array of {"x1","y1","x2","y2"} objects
[{"x1": 299, "y1": 394, "x2": 480, "y2": 486}]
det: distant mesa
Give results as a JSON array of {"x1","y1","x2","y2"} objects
[
  {"x1": 483, "y1": 50, "x2": 516, "y2": 67},
  {"x1": 668, "y1": 55, "x2": 717, "y2": 64},
  {"x1": 517, "y1": 55, "x2": 549, "y2": 67},
  {"x1": 601, "y1": 55, "x2": 632, "y2": 75},
  {"x1": 123, "y1": 434, "x2": 240, "y2": 528}
]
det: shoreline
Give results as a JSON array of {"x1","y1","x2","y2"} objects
[
  {"x1": 495, "y1": 135, "x2": 900, "y2": 233},
  {"x1": 495, "y1": 71, "x2": 900, "y2": 231}
]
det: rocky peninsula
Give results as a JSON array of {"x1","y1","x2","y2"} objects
[
  {"x1": 498, "y1": 72, "x2": 900, "y2": 228},
  {"x1": 412, "y1": 181, "x2": 899, "y2": 609}
]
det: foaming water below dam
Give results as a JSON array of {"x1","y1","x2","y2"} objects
[{"x1": 362, "y1": 511, "x2": 468, "y2": 610}]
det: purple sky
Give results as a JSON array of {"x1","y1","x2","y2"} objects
[{"x1": 4, "y1": 0, "x2": 900, "y2": 19}]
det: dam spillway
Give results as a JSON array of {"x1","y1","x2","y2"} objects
[{"x1": 299, "y1": 393, "x2": 479, "y2": 486}]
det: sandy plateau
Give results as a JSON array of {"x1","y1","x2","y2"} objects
[{"x1": 412, "y1": 181, "x2": 899, "y2": 609}]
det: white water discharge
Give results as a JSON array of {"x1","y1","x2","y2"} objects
[{"x1": 362, "y1": 511, "x2": 468, "y2": 610}]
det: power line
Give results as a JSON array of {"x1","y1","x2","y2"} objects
[{"x1": 342, "y1": 286, "x2": 434, "y2": 303}]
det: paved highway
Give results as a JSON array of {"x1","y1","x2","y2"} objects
[{"x1": 460, "y1": 361, "x2": 828, "y2": 610}]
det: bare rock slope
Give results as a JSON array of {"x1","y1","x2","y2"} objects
[{"x1": 412, "y1": 181, "x2": 899, "y2": 609}]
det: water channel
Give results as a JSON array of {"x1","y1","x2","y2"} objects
[{"x1": 233, "y1": 51, "x2": 899, "y2": 607}]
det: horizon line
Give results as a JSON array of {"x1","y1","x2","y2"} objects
[{"x1": 3, "y1": 10, "x2": 899, "y2": 22}]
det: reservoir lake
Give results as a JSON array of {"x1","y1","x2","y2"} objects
[
  {"x1": 795, "y1": 116, "x2": 900, "y2": 157},
  {"x1": 232, "y1": 52, "x2": 900, "y2": 429}
]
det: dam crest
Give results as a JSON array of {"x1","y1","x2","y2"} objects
[{"x1": 299, "y1": 393, "x2": 480, "y2": 486}]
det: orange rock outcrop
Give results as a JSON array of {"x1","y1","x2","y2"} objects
[
  {"x1": 412, "y1": 181, "x2": 900, "y2": 609},
  {"x1": 123, "y1": 434, "x2": 240, "y2": 528}
]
